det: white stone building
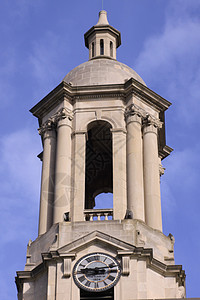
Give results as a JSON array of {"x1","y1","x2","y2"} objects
[{"x1": 16, "y1": 10, "x2": 186, "y2": 300}]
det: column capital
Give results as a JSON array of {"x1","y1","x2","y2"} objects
[
  {"x1": 143, "y1": 115, "x2": 163, "y2": 129},
  {"x1": 51, "y1": 108, "x2": 73, "y2": 129},
  {"x1": 142, "y1": 115, "x2": 163, "y2": 134},
  {"x1": 54, "y1": 108, "x2": 73, "y2": 123},
  {"x1": 125, "y1": 104, "x2": 146, "y2": 125},
  {"x1": 38, "y1": 120, "x2": 55, "y2": 136}
]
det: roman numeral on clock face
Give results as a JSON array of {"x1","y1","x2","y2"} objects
[
  {"x1": 86, "y1": 257, "x2": 95, "y2": 263},
  {"x1": 103, "y1": 280, "x2": 108, "y2": 286},
  {"x1": 85, "y1": 280, "x2": 91, "y2": 287},
  {"x1": 78, "y1": 276, "x2": 85, "y2": 283},
  {"x1": 108, "y1": 275, "x2": 115, "y2": 281},
  {"x1": 93, "y1": 255, "x2": 100, "y2": 261}
]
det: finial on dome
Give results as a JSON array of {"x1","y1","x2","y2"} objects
[{"x1": 96, "y1": 10, "x2": 109, "y2": 25}]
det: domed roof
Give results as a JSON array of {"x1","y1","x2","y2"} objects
[{"x1": 62, "y1": 58, "x2": 146, "y2": 86}]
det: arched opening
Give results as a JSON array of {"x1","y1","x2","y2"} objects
[
  {"x1": 92, "y1": 42, "x2": 95, "y2": 58},
  {"x1": 85, "y1": 121, "x2": 113, "y2": 209},
  {"x1": 100, "y1": 39, "x2": 104, "y2": 55},
  {"x1": 110, "y1": 41, "x2": 113, "y2": 57}
]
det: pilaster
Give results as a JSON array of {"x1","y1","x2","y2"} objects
[{"x1": 71, "y1": 130, "x2": 86, "y2": 222}]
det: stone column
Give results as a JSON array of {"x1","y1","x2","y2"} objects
[
  {"x1": 38, "y1": 121, "x2": 56, "y2": 235},
  {"x1": 53, "y1": 109, "x2": 72, "y2": 224},
  {"x1": 125, "y1": 105, "x2": 145, "y2": 221},
  {"x1": 143, "y1": 115, "x2": 162, "y2": 231}
]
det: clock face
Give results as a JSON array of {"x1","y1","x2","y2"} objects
[{"x1": 72, "y1": 253, "x2": 121, "y2": 292}]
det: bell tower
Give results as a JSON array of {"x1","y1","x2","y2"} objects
[{"x1": 16, "y1": 11, "x2": 186, "y2": 300}]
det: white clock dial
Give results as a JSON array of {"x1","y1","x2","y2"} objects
[{"x1": 73, "y1": 253, "x2": 121, "y2": 292}]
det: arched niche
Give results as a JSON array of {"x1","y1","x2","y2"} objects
[{"x1": 85, "y1": 120, "x2": 113, "y2": 209}]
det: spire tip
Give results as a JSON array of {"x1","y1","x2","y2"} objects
[{"x1": 96, "y1": 10, "x2": 109, "y2": 26}]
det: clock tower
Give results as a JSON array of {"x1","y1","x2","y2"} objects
[{"x1": 16, "y1": 10, "x2": 186, "y2": 300}]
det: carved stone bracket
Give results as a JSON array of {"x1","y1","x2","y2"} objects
[
  {"x1": 59, "y1": 253, "x2": 76, "y2": 278},
  {"x1": 121, "y1": 256, "x2": 130, "y2": 276},
  {"x1": 117, "y1": 250, "x2": 133, "y2": 276},
  {"x1": 63, "y1": 258, "x2": 72, "y2": 278}
]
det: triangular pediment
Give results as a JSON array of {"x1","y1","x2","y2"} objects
[{"x1": 57, "y1": 230, "x2": 135, "y2": 255}]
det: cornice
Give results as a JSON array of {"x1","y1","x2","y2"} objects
[
  {"x1": 159, "y1": 145, "x2": 174, "y2": 160},
  {"x1": 118, "y1": 247, "x2": 185, "y2": 286},
  {"x1": 30, "y1": 81, "x2": 73, "y2": 119},
  {"x1": 30, "y1": 78, "x2": 171, "y2": 123},
  {"x1": 124, "y1": 78, "x2": 172, "y2": 111},
  {"x1": 16, "y1": 243, "x2": 185, "y2": 289}
]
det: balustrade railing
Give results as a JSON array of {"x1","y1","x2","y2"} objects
[{"x1": 84, "y1": 209, "x2": 113, "y2": 221}]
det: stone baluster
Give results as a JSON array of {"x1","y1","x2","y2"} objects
[
  {"x1": 125, "y1": 105, "x2": 145, "y2": 221},
  {"x1": 143, "y1": 115, "x2": 163, "y2": 231},
  {"x1": 53, "y1": 109, "x2": 73, "y2": 224},
  {"x1": 38, "y1": 121, "x2": 56, "y2": 235}
]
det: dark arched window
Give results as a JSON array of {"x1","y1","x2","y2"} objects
[
  {"x1": 110, "y1": 41, "x2": 113, "y2": 57},
  {"x1": 92, "y1": 42, "x2": 94, "y2": 58},
  {"x1": 85, "y1": 121, "x2": 113, "y2": 209},
  {"x1": 100, "y1": 39, "x2": 104, "y2": 55}
]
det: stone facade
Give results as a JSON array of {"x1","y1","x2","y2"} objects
[{"x1": 16, "y1": 10, "x2": 186, "y2": 300}]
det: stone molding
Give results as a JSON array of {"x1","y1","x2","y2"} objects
[
  {"x1": 110, "y1": 128, "x2": 127, "y2": 134},
  {"x1": 74, "y1": 93, "x2": 125, "y2": 101}
]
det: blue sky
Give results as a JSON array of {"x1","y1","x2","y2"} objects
[{"x1": 0, "y1": 0, "x2": 200, "y2": 299}]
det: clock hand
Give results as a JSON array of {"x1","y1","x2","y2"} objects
[
  {"x1": 78, "y1": 263, "x2": 118, "y2": 274},
  {"x1": 93, "y1": 263, "x2": 117, "y2": 270}
]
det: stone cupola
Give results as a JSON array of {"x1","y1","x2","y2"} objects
[{"x1": 84, "y1": 10, "x2": 121, "y2": 60}]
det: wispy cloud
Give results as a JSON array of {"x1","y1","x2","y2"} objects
[
  {"x1": 0, "y1": 129, "x2": 41, "y2": 244},
  {"x1": 134, "y1": 1, "x2": 200, "y2": 245},
  {"x1": 135, "y1": 0, "x2": 200, "y2": 125},
  {"x1": 29, "y1": 31, "x2": 70, "y2": 96}
]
